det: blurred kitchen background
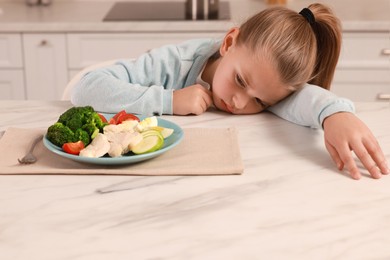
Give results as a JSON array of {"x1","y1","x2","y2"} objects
[{"x1": 0, "y1": 0, "x2": 389, "y2": 102}]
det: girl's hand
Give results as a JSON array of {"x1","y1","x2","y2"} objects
[
  {"x1": 173, "y1": 84, "x2": 213, "y2": 115},
  {"x1": 323, "y1": 112, "x2": 389, "y2": 180}
]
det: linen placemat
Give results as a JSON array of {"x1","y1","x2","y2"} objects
[{"x1": 0, "y1": 127, "x2": 243, "y2": 175}]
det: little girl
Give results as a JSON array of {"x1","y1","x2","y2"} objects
[{"x1": 71, "y1": 3, "x2": 388, "y2": 180}]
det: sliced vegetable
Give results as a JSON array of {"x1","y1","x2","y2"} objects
[
  {"x1": 136, "y1": 116, "x2": 158, "y2": 131},
  {"x1": 109, "y1": 110, "x2": 140, "y2": 125},
  {"x1": 62, "y1": 141, "x2": 85, "y2": 155},
  {"x1": 151, "y1": 126, "x2": 174, "y2": 138},
  {"x1": 98, "y1": 113, "x2": 108, "y2": 123},
  {"x1": 132, "y1": 130, "x2": 164, "y2": 154},
  {"x1": 109, "y1": 110, "x2": 126, "y2": 125},
  {"x1": 116, "y1": 113, "x2": 140, "y2": 124}
]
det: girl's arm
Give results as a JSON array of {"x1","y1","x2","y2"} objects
[
  {"x1": 70, "y1": 39, "x2": 189, "y2": 116},
  {"x1": 267, "y1": 83, "x2": 354, "y2": 128},
  {"x1": 268, "y1": 84, "x2": 389, "y2": 179},
  {"x1": 71, "y1": 38, "x2": 217, "y2": 115},
  {"x1": 71, "y1": 64, "x2": 173, "y2": 115}
]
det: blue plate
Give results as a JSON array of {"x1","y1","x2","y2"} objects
[{"x1": 43, "y1": 115, "x2": 184, "y2": 165}]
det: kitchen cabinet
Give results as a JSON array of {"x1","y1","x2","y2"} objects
[
  {"x1": 0, "y1": 34, "x2": 25, "y2": 99},
  {"x1": 332, "y1": 32, "x2": 390, "y2": 101},
  {"x1": 22, "y1": 34, "x2": 68, "y2": 100},
  {"x1": 0, "y1": 32, "x2": 225, "y2": 101}
]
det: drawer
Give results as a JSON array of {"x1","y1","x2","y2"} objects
[
  {"x1": 333, "y1": 69, "x2": 390, "y2": 101},
  {"x1": 332, "y1": 82, "x2": 390, "y2": 102},
  {"x1": 338, "y1": 32, "x2": 390, "y2": 69},
  {"x1": 334, "y1": 68, "x2": 390, "y2": 83},
  {"x1": 67, "y1": 32, "x2": 223, "y2": 69},
  {"x1": 0, "y1": 34, "x2": 23, "y2": 69}
]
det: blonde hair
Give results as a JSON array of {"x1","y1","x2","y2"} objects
[{"x1": 236, "y1": 3, "x2": 342, "y2": 90}]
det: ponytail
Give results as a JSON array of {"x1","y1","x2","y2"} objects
[{"x1": 307, "y1": 3, "x2": 342, "y2": 90}]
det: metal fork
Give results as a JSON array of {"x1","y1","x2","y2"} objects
[{"x1": 18, "y1": 135, "x2": 43, "y2": 164}]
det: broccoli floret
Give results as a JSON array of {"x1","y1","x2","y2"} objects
[
  {"x1": 58, "y1": 106, "x2": 96, "y2": 131},
  {"x1": 74, "y1": 129, "x2": 90, "y2": 146},
  {"x1": 91, "y1": 112, "x2": 107, "y2": 130},
  {"x1": 46, "y1": 123, "x2": 75, "y2": 147},
  {"x1": 47, "y1": 106, "x2": 106, "y2": 147},
  {"x1": 82, "y1": 124, "x2": 98, "y2": 138}
]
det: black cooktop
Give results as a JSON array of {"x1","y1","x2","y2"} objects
[{"x1": 103, "y1": 1, "x2": 230, "y2": 21}]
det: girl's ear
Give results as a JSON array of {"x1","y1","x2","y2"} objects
[{"x1": 220, "y1": 27, "x2": 240, "y2": 56}]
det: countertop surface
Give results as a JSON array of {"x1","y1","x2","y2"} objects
[
  {"x1": 0, "y1": 0, "x2": 389, "y2": 33},
  {"x1": 1, "y1": 100, "x2": 390, "y2": 259}
]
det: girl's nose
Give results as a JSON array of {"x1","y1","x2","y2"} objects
[{"x1": 232, "y1": 92, "x2": 250, "y2": 110}]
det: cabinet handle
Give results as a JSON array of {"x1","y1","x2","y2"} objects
[
  {"x1": 377, "y1": 93, "x2": 390, "y2": 100},
  {"x1": 40, "y1": 40, "x2": 48, "y2": 46},
  {"x1": 381, "y1": 49, "x2": 390, "y2": 56}
]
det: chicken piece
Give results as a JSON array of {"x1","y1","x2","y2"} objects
[
  {"x1": 103, "y1": 120, "x2": 138, "y2": 134},
  {"x1": 79, "y1": 133, "x2": 110, "y2": 158},
  {"x1": 103, "y1": 121, "x2": 143, "y2": 157},
  {"x1": 108, "y1": 142, "x2": 123, "y2": 158},
  {"x1": 106, "y1": 131, "x2": 143, "y2": 157}
]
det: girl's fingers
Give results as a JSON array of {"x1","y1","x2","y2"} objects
[
  {"x1": 325, "y1": 141, "x2": 344, "y2": 171},
  {"x1": 351, "y1": 141, "x2": 381, "y2": 179},
  {"x1": 204, "y1": 89, "x2": 214, "y2": 107},
  {"x1": 362, "y1": 138, "x2": 390, "y2": 175},
  {"x1": 200, "y1": 89, "x2": 213, "y2": 112},
  {"x1": 325, "y1": 140, "x2": 361, "y2": 180}
]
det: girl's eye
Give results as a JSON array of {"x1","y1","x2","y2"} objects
[
  {"x1": 255, "y1": 98, "x2": 268, "y2": 108},
  {"x1": 235, "y1": 75, "x2": 245, "y2": 88}
]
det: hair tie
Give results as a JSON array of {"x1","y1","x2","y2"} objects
[{"x1": 299, "y1": 8, "x2": 315, "y2": 25}]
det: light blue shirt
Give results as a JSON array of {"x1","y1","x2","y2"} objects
[{"x1": 71, "y1": 38, "x2": 354, "y2": 128}]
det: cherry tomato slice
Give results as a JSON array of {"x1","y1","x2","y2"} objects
[
  {"x1": 62, "y1": 141, "x2": 85, "y2": 155},
  {"x1": 116, "y1": 114, "x2": 140, "y2": 124},
  {"x1": 98, "y1": 113, "x2": 107, "y2": 123},
  {"x1": 109, "y1": 110, "x2": 126, "y2": 124},
  {"x1": 109, "y1": 110, "x2": 139, "y2": 124}
]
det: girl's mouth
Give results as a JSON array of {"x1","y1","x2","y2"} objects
[{"x1": 222, "y1": 100, "x2": 233, "y2": 113}]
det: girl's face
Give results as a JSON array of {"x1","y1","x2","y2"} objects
[{"x1": 209, "y1": 28, "x2": 292, "y2": 115}]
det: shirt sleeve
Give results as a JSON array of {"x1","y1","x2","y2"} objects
[
  {"x1": 267, "y1": 83, "x2": 355, "y2": 129},
  {"x1": 70, "y1": 44, "x2": 184, "y2": 115},
  {"x1": 71, "y1": 62, "x2": 173, "y2": 115}
]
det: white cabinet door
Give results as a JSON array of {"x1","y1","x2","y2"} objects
[
  {"x1": 0, "y1": 34, "x2": 25, "y2": 100},
  {"x1": 22, "y1": 34, "x2": 68, "y2": 100},
  {"x1": 0, "y1": 70, "x2": 25, "y2": 99},
  {"x1": 0, "y1": 34, "x2": 23, "y2": 69}
]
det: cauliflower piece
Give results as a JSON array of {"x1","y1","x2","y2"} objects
[{"x1": 79, "y1": 133, "x2": 110, "y2": 158}]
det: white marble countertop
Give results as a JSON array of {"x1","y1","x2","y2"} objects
[
  {"x1": 0, "y1": 0, "x2": 389, "y2": 33},
  {"x1": 1, "y1": 100, "x2": 390, "y2": 259}
]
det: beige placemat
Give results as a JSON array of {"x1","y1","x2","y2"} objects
[{"x1": 0, "y1": 127, "x2": 243, "y2": 175}]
